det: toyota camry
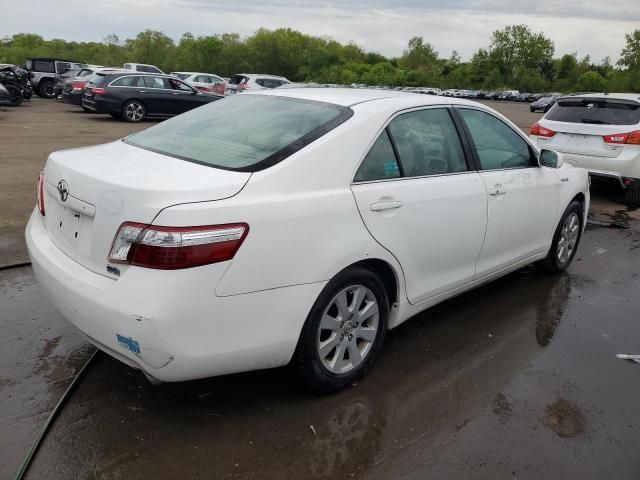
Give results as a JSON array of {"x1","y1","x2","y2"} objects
[{"x1": 27, "y1": 89, "x2": 589, "y2": 392}]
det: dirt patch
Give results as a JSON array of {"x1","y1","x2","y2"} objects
[{"x1": 543, "y1": 398, "x2": 586, "y2": 437}]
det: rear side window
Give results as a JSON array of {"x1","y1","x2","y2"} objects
[
  {"x1": 388, "y1": 108, "x2": 468, "y2": 176},
  {"x1": 546, "y1": 98, "x2": 640, "y2": 126},
  {"x1": 458, "y1": 108, "x2": 535, "y2": 170},
  {"x1": 125, "y1": 95, "x2": 353, "y2": 172},
  {"x1": 111, "y1": 76, "x2": 143, "y2": 87},
  {"x1": 354, "y1": 131, "x2": 401, "y2": 182},
  {"x1": 143, "y1": 76, "x2": 169, "y2": 89},
  {"x1": 34, "y1": 61, "x2": 55, "y2": 73}
]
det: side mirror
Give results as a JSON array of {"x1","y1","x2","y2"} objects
[{"x1": 539, "y1": 149, "x2": 564, "y2": 169}]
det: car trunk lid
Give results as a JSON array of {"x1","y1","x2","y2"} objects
[{"x1": 42, "y1": 140, "x2": 251, "y2": 278}]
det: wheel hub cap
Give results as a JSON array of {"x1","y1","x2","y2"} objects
[
  {"x1": 316, "y1": 285, "x2": 380, "y2": 374},
  {"x1": 557, "y1": 212, "x2": 580, "y2": 265}
]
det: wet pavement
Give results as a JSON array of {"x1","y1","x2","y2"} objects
[{"x1": 1, "y1": 191, "x2": 639, "y2": 479}]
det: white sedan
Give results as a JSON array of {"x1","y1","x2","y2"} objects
[{"x1": 27, "y1": 89, "x2": 589, "y2": 392}]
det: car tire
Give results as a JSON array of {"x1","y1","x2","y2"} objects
[
  {"x1": 530, "y1": 107, "x2": 535, "y2": 112},
  {"x1": 38, "y1": 80, "x2": 56, "y2": 99},
  {"x1": 293, "y1": 266, "x2": 389, "y2": 393},
  {"x1": 539, "y1": 201, "x2": 584, "y2": 273},
  {"x1": 6, "y1": 85, "x2": 23, "y2": 106},
  {"x1": 624, "y1": 189, "x2": 640, "y2": 207},
  {"x1": 122, "y1": 100, "x2": 146, "y2": 122}
]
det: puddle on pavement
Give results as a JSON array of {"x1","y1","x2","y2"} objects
[{"x1": 544, "y1": 398, "x2": 586, "y2": 437}]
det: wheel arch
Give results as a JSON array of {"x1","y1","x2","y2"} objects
[{"x1": 346, "y1": 258, "x2": 400, "y2": 307}]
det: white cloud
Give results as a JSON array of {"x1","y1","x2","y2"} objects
[{"x1": 1, "y1": 0, "x2": 635, "y2": 62}]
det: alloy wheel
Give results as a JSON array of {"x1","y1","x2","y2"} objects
[
  {"x1": 316, "y1": 285, "x2": 379, "y2": 374},
  {"x1": 557, "y1": 212, "x2": 580, "y2": 265},
  {"x1": 125, "y1": 103, "x2": 144, "y2": 121}
]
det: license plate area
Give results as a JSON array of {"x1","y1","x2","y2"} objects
[{"x1": 45, "y1": 191, "x2": 94, "y2": 257}]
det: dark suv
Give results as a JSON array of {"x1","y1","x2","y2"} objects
[
  {"x1": 26, "y1": 58, "x2": 85, "y2": 98},
  {"x1": 82, "y1": 72, "x2": 223, "y2": 122}
]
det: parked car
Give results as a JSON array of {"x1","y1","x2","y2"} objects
[
  {"x1": 54, "y1": 68, "x2": 81, "y2": 99},
  {"x1": 123, "y1": 63, "x2": 164, "y2": 74},
  {"x1": 27, "y1": 89, "x2": 589, "y2": 393},
  {"x1": 485, "y1": 91, "x2": 500, "y2": 100},
  {"x1": 81, "y1": 71, "x2": 222, "y2": 122},
  {"x1": 0, "y1": 83, "x2": 10, "y2": 106},
  {"x1": 63, "y1": 68, "x2": 126, "y2": 109},
  {"x1": 530, "y1": 93, "x2": 639, "y2": 205},
  {"x1": 170, "y1": 72, "x2": 226, "y2": 94},
  {"x1": 527, "y1": 93, "x2": 543, "y2": 102},
  {"x1": 530, "y1": 95, "x2": 559, "y2": 113},
  {"x1": 25, "y1": 58, "x2": 85, "y2": 98},
  {"x1": 226, "y1": 74, "x2": 291, "y2": 94},
  {"x1": 516, "y1": 93, "x2": 531, "y2": 102}
]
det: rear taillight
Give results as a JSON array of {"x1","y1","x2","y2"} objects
[
  {"x1": 92, "y1": 87, "x2": 106, "y2": 95},
  {"x1": 108, "y1": 223, "x2": 249, "y2": 269},
  {"x1": 36, "y1": 172, "x2": 45, "y2": 216},
  {"x1": 238, "y1": 83, "x2": 249, "y2": 90},
  {"x1": 72, "y1": 81, "x2": 86, "y2": 91},
  {"x1": 530, "y1": 122, "x2": 556, "y2": 138},
  {"x1": 603, "y1": 130, "x2": 640, "y2": 145}
]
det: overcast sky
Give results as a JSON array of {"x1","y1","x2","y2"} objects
[{"x1": 2, "y1": 0, "x2": 638, "y2": 61}]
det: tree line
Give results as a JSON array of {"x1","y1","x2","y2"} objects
[{"x1": 1, "y1": 26, "x2": 639, "y2": 93}]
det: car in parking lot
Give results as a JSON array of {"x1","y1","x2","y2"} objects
[
  {"x1": 170, "y1": 72, "x2": 226, "y2": 94},
  {"x1": 26, "y1": 57, "x2": 86, "y2": 98},
  {"x1": 530, "y1": 93, "x2": 640, "y2": 205},
  {"x1": 82, "y1": 71, "x2": 222, "y2": 121},
  {"x1": 123, "y1": 63, "x2": 164, "y2": 74},
  {"x1": 62, "y1": 67, "x2": 119, "y2": 108},
  {"x1": 226, "y1": 73, "x2": 291, "y2": 93},
  {"x1": 530, "y1": 94, "x2": 559, "y2": 112},
  {"x1": 27, "y1": 89, "x2": 589, "y2": 393}
]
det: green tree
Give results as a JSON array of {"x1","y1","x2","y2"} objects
[
  {"x1": 576, "y1": 71, "x2": 607, "y2": 91},
  {"x1": 618, "y1": 30, "x2": 640, "y2": 70},
  {"x1": 399, "y1": 36, "x2": 438, "y2": 70}
]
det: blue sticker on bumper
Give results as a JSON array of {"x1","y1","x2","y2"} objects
[{"x1": 116, "y1": 334, "x2": 141, "y2": 354}]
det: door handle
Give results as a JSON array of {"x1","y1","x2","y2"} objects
[
  {"x1": 560, "y1": 177, "x2": 569, "y2": 182},
  {"x1": 140, "y1": 90, "x2": 148, "y2": 93},
  {"x1": 488, "y1": 184, "x2": 507, "y2": 196},
  {"x1": 370, "y1": 200, "x2": 404, "y2": 212}
]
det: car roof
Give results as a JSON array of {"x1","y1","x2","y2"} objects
[
  {"x1": 171, "y1": 72, "x2": 220, "y2": 76},
  {"x1": 561, "y1": 92, "x2": 640, "y2": 103},
  {"x1": 236, "y1": 73, "x2": 288, "y2": 79},
  {"x1": 249, "y1": 87, "x2": 483, "y2": 108}
]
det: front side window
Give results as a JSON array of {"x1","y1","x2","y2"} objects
[
  {"x1": 458, "y1": 108, "x2": 535, "y2": 170},
  {"x1": 354, "y1": 130, "x2": 401, "y2": 182},
  {"x1": 168, "y1": 79, "x2": 193, "y2": 92},
  {"x1": 125, "y1": 95, "x2": 352, "y2": 171},
  {"x1": 388, "y1": 108, "x2": 468, "y2": 177}
]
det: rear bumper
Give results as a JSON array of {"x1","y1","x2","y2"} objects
[
  {"x1": 63, "y1": 92, "x2": 82, "y2": 105},
  {"x1": 26, "y1": 209, "x2": 324, "y2": 382}
]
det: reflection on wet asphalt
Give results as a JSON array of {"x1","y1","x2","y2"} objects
[
  {"x1": 0, "y1": 267, "x2": 93, "y2": 479},
  {"x1": 2, "y1": 194, "x2": 640, "y2": 479}
]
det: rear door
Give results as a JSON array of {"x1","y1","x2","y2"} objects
[
  {"x1": 535, "y1": 97, "x2": 640, "y2": 168},
  {"x1": 351, "y1": 107, "x2": 488, "y2": 304},
  {"x1": 141, "y1": 76, "x2": 174, "y2": 115},
  {"x1": 456, "y1": 107, "x2": 559, "y2": 277}
]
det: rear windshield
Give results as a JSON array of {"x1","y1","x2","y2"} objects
[
  {"x1": 546, "y1": 98, "x2": 640, "y2": 126},
  {"x1": 86, "y1": 73, "x2": 107, "y2": 86},
  {"x1": 124, "y1": 95, "x2": 353, "y2": 172}
]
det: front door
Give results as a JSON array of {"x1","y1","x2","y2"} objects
[
  {"x1": 351, "y1": 107, "x2": 488, "y2": 305},
  {"x1": 455, "y1": 107, "x2": 559, "y2": 277}
]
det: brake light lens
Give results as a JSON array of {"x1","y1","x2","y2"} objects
[
  {"x1": 603, "y1": 130, "x2": 640, "y2": 145},
  {"x1": 108, "y1": 223, "x2": 249, "y2": 269},
  {"x1": 36, "y1": 171, "x2": 45, "y2": 216},
  {"x1": 72, "y1": 81, "x2": 86, "y2": 91},
  {"x1": 530, "y1": 122, "x2": 556, "y2": 138},
  {"x1": 92, "y1": 87, "x2": 106, "y2": 95}
]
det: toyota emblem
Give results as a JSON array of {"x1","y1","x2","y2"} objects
[{"x1": 57, "y1": 180, "x2": 69, "y2": 202}]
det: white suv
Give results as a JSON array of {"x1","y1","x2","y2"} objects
[
  {"x1": 531, "y1": 93, "x2": 640, "y2": 205},
  {"x1": 226, "y1": 73, "x2": 290, "y2": 94}
]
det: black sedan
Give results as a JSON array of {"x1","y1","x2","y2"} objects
[
  {"x1": 82, "y1": 72, "x2": 222, "y2": 122},
  {"x1": 530, "y1": 95, "x2": 559, "y2": 113}
]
